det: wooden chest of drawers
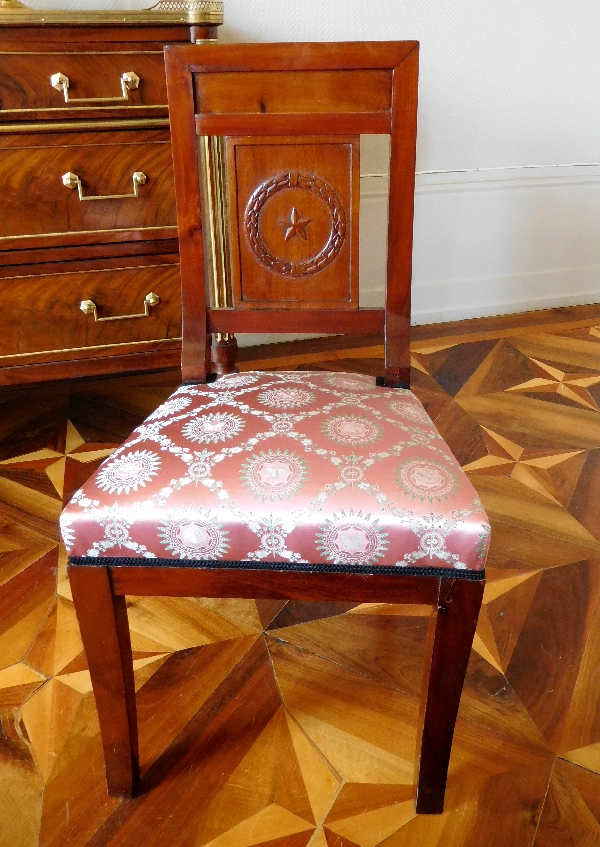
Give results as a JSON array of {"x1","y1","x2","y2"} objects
[{"x1": 0, "y1": 0, "x2": 223, "y2": 384}]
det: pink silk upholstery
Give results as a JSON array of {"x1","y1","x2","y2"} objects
[{"x1": 61, "y1": 371, "x2": 489, "y2": 573}]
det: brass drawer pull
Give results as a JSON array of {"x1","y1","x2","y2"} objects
[
  {"x1": 62, "y1": 170, "x2": 147, "y2": 201},
  {"x1": 80, "y1": 292, "x2": 160, "y2": 322},
  {"x1": 50, "y1": 71, "x2": 140, "y2": 104}
]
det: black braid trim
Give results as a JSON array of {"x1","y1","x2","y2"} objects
[{"x1": 68, "y1": 556, "x2": 485, "y2": 580}]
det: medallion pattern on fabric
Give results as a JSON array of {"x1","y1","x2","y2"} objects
[
  {"x1": 96, "y1": 450, "x2": 160, "y2": 495},
  {"x1": 212, "y1": 373, "x2": 259, "y2": 389},
  {"x1": 241, "y1": 450, "x2": 308, "y2": 502},
  {"x1": 316, "y1": 509, "x2": 388, "y2": 566},
  {"x1": 395, "y1": 459, "x2": 458, "y2": 502},
  {"x1": 60, "y1": 371, "x2": 489, "y2": 571},
  {"x1": 182, "y1": 412, "x2": 245, "y2": 444},
  {"x1": 146, "y1": 396, "x2": 192, "y2": 420},
  {"x1": 158, "y1": 507, "x2": 229, "y2": 560},
  {"x1": 388, "y1": 399, "x2": 432, "y2": 424},
  {"x1": 325, "y1": 374, "x2": 372, "y2": 390},
  {"x1": 185, "y1": 450, "x2": 214, "y2": 484},
  {"x1": 258, "y1": 387, "x2": 315, "y2": 408},
  {"x1": 323, "y1": 415, "x2": 383, "y2": 446}
]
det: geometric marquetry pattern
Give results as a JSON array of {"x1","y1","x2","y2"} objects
[{"x1": 2, "y1": 306, "x2": 600, "y2": 846}]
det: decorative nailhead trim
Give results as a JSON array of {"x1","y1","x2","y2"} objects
[{"x1": 68, "y1": 556, "x2": 485, "y2": 580}]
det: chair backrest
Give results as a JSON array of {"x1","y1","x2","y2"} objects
[{"x1": 165, "y1": 41, "x2": 419, "y2": 386}]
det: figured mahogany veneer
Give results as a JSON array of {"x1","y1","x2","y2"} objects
[
  {"x1": 0, "y1": 51, "x2": 169, "y2": 118},
  {"x1": 194, "y1": 68, "x2": 393, "y2": 115},
  {"x1": 0, "y1": 128, "x2": 176, "y2": 243},
  {"x1": 0, "y1": 17, "x2": 220, "y2": 384},
  {"x1": 0, "y1": 262, "x2": 182, "y2": 361}
]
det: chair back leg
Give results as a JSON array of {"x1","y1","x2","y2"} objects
[
  {"x1": 69, "y1": 566, "x2": 140, "y2": 797},
  {"x1": 415, "y1": 577, "x2": 484, "y2": 813}
]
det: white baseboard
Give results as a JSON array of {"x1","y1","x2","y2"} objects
[
  {"x1": 362, "y1": 162, "x2": 600, "y2": 325},
  {"x1": 238, "y1": 162, "x2": 600, "y2": 346},
  {"x1": 411, "y1": 266, "x2": 600, "y2": 324}
]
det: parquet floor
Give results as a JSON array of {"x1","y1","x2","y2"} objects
[{"x1": 2, "y1": 304, "x2": 600, "y2": 847}]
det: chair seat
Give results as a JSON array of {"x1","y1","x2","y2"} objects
[{"x1": 61, "y1": 371, "x2": 488, "y2": 576}]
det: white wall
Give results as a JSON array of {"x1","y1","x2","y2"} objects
[
  {"x1": 27, "y1": 0, "x2": 600, "y2": 324},
  {"x1": 361, "y1": 160, "x2": 600, "y2": 324}
]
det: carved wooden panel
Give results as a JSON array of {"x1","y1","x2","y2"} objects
[{"x1": 225, "y1": 136, "x2": 359, "y2": 310}]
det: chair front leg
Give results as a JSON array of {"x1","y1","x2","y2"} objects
[
  {"x1": 415, "y1": 577, "x2": 484, "y2": 814},
  {"x1": 69, "y1": 565, "x2": 139, "y2": 797}
]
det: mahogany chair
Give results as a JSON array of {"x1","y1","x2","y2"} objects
[{"x1": 61, "y1": 41, "x2": 489, "y2": 814}]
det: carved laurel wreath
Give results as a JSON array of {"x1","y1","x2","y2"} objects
[{"x1": 244, "y1": 172, "x2": 346, "y2": 278}]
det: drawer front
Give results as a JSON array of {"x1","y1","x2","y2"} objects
[
  {"x1": 0, "y1": 133, "x2": 176, "y2": 245},
  {"x1": 0, "y1": 52, "x2": 167, "y2": 116},
  {"x1": 0, "y1": 264, "x2": 181, "y2": 359}
]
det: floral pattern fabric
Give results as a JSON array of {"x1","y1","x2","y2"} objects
[{"x1": 60, "y1": 371, "x2": 489, "y2": 572}]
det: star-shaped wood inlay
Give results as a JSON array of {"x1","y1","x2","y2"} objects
[
  {"x1": 505, "y1": 357, "x2": 600, "y2": 410},
  {"x1": 0, "y1": 420, "x2": 116, "y2": 504},
  {"x1": 462, "y1": 427, "x2": 583, "y2": 504},
  {"x1": 472, "y1": 569, "x2": 542, "y2": 673},
  {"x1": 410, "y1": 342, "x2": 457, "y2": 376},
  {"x1": 279, "y1": 207, "x2": 312, "y2": 242}
]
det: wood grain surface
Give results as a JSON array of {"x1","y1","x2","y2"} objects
[
  {"x1": 1, "y1": 303, "x2": 600, "y2": 845},
  {"x1": 226, "y1": 136, "x2": 360, "y2": 310},
  {"x1": 0, "y1": 26, "x2": 216, "y2": 124},
  {"x1": 0, "y1": 263, "x2": 181, "y2": 359},
  {"x1": 167, "y1": 40, "x2": 416, "y2": 390},
  {"x1": 0, "y1": 18, "x2": 205, "y2": 388},
  {"x1": 194, "y1": 69, "x2": 392, "y2": 116},
  {"x1": 0, "y1": 52, "x2": 168, "y2": 115},
  {"x1": 0, "y1": 133, "x2": 176, "y2": 244}
]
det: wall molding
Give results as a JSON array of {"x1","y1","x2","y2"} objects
[{"x1": 360, "y1": 164, "x2": 600, "y2": 325}]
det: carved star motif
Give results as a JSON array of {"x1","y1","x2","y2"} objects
[
  {"x1": 506, "y1": 357, "x2": 600, "y2": 410},
  {"x1": 462, "y1": 427, "x2": 582, "y2": 504},
  {"x1": 279, "y1": 207, "x2": 312, "y2": 242}
]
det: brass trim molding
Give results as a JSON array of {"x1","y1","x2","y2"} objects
[
  {"x1": 200, "y1": 136, "x2": 230, "y2": 308},
  {"x1": 0, "y1": 104, "x2": 169, "y2": 113},
  {"x1": 0, "y1": 261, "x2": 179, "y2": 279},
  {"x1": 0, "y1": 0, "x2": 223, "y2": 26},
  {"x1": 0, "y1": 335, "x2": 182, "y2": 361},
  {"x1": 0, "y1": 224, "x2": 177, "y2": 243},
  {"x1": 199, "y1": 135, "x2": 233, "y2": 344},
  {"x1": 0, "y1": 116, "x2": 170, "y2": 132}
]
